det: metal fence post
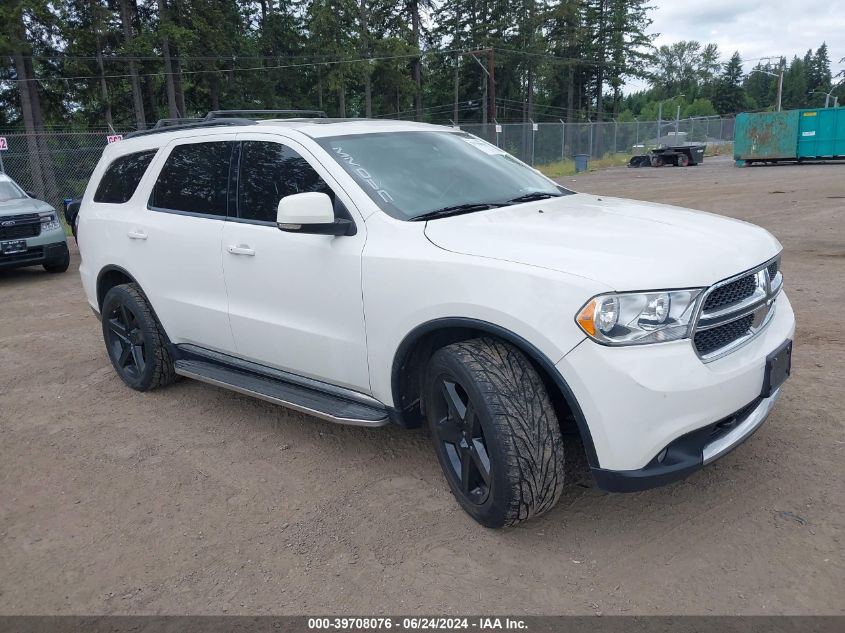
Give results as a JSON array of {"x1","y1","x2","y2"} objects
[
  {"x1": 588, "y1": 121, "x2": 593, "y2": 158},
  {"x1": 560, "y1": 119, "x2": 565, "y2": 160},
  {"x1": 613, "y1": 120, "x2": 618, "y2": 153}
]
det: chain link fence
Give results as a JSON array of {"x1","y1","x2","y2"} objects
[
  {"x1": 0, "y1": 116, "x2": 735, "y2": 211},
  {"x1": 0, "y1": 130, "x2": 131, "y2": 212},
  {"x1": 458, "y1": 116, "x2": 735, "y2": 166}
]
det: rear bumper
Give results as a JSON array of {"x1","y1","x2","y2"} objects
[
  {"x1": 0, "y1": 240, "x2": 68, "y2": 270},
  {"x1": 591, "y1": 388, "x2": 782, "y2": 492}
]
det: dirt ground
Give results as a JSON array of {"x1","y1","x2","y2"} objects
[{"x1": 1, "y1": 156, "x2": 843, "y2": 615}]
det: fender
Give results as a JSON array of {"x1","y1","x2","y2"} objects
[
  {"x1": 96, "y1": 264, "x2": 141, "y2": 309},
  {"x1": 391, "y1": 317, "x2": 600, "y2": 468}
]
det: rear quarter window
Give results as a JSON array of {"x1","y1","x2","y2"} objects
[{"x1": 94, "y1": 149, "x2": 158, "y2": 204}]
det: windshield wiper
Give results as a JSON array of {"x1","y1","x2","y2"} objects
[
  {"x1": 504, "y1": 191, "x2": 563, "y2": 204},
  {"x1": 409, "y1": 202, "x2": 501, "y2": 222}
]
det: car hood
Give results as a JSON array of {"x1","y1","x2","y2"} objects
[
  {"x1": 423, "y1": 193, "x2": 782, "y2": 290},
  {"x1": 0, "y1": 197, "x2": 54, "y2": 216}
]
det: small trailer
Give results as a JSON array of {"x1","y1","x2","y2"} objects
[{"x1": 629, "y1": 145, "x2": 706, "y2": 168}]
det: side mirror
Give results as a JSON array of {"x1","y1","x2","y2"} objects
[
  {"x1": 25, "y1": 191, "x2": 38, "y2": 199},
  {"x1": 276, "y1": 192, "x2": 353, "y2": 236}
]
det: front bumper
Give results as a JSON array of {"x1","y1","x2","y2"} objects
[
  {"x1": 591, "y1": 388, "x2": 782, "y2": 492},
  {"x1": 0, "y1": 239, "x2": 68, "y2": 270},
  {"x1": 557, "y1": 291, "x2": 795, "y2": 490}
]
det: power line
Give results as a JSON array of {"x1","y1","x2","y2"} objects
[{"x1": 4, "y1": 49, "x2": 462, "y2": 84}]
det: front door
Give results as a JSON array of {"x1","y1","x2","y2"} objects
[{"x1": 221, "y1": 134, "x2": 370, "y2": 393}]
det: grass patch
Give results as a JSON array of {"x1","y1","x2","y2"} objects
[
  {"x1": 537, "y1": 153, "x2": 633, "y2": 178},
  {"x1": 705, "y1": 142, "x2": 733, "y2": 157}
]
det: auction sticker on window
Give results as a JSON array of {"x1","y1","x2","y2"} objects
[{"x1": 456, "y1": 134, "x2": 507, "y2": 156}]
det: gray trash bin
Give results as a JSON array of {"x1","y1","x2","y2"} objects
[{"x1": 574, "y1": 154, "x2": 590, "y2": 173}]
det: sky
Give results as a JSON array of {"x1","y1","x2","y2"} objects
[{"x1": 645, "y1": 0, "x2": 845, "y2": 84}]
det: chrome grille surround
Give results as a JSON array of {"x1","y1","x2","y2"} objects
[{"x1": 692, "y1": 255, "x2": 783, "y2": 363}]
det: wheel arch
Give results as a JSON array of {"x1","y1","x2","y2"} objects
[
  {"x1": 96, "y1": 264, "x2": 139, "y2": 310},
  {"x1": 390, "y1": 317, "x2": 600, "y2": 468}
]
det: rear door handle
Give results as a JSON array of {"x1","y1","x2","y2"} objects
[
  {"x1": 227, "y1": 244, "x2": 255, "y2": 256},
  {"x1": 127, "y1": 230, "x2": 147, "y2": 240}
]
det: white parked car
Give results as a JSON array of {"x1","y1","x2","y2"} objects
[{"x1": 76, "y1": 112, "x2": 794, "y2": 527}]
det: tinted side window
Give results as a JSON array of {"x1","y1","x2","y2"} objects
[
  {"x1": 237, "y1": 141, "x2": 333, "y2": 223},
  {"x1": 94, "y1": 150, "x2": 157, "y2": 204},
  {"x1": 150, "y1": 142, "x2": 233, "y2": 216}
]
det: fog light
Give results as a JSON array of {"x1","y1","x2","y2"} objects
[{"x1": 657, "y1": 448, "x2": 668, "y2": 463}]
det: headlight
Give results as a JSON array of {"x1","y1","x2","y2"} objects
[
  {"x1": 39, "y1": 212, "x2": 61, "y2": 232},
  {"x1": 576, "y1": 289, "x2": 703, "y2": 345}
]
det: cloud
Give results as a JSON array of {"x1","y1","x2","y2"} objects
[{"x1": 648, "y1": 0, "x2": 845, "y2": 76}]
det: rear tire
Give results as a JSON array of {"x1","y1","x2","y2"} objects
[
  {"x1": 101, "y1": 283, "x2": 177, "y2": 391},
  {"x1": 424, "y1": 338, "x2": 565, "y2": 528}
]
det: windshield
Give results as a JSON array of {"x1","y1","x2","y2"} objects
[
  {"x1": 316, "y1": 130, "x2": 571, "y2": 220},
  {"x1": 0, "y1": 180, "x2": 28, "y2": 203}
]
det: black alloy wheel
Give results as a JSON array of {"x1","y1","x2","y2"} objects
[
  {"x1": 424, "y1": 338, "x2": 565, "y2": 528},
  {"x1": 105, "y1": 300, "x2": 147, "y2": 382},
  {"x1": 431, "y1": 376, "x2": 492, "y2": 505},
  {"x1": 100, "y1": 283, "x2": 177, "y2": 391}
]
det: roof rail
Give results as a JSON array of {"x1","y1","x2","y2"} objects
[
  {"x1": 204, "y1": 109, "x2": 328, "y2": 120},
  {"x1": 153, "y1": 117, "x2": 204, "y2": 129},
  {"x1": 124, "y1": 118, "x2": 258, "y2": 139},
  {"x1": 123, "y1": 108, "x2": 328, "y2": 139}
]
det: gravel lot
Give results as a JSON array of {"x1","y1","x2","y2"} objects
[{"x1": 1, "y1": 156, "x2": 842, "y2": 615}]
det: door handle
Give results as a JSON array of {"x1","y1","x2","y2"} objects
[
  {"x1": 227, "y1": 244, "x2": 255, "y2": 256},
  {"x1": 127, "y1": 230, "x2": 147, "y2": 240}
]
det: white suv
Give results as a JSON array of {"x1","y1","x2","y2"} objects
[{"x1": 77, "y1": 111, "x2": 794, "y2": 527}]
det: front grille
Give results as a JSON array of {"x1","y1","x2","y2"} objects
[
  {"x1": 703, "y1": 273, "x2": 757, "y2": 311},
  {"x1": 0, "y1": 213, "x2": 41, "y2": 240},
  {"x1": 694, "y1": 314, "x2": 754, "y2": 356},
  {"x1": 767, "y1": 260, "x2": 778, "y2": 280}
]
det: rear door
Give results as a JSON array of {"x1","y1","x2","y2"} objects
[
  {"x1": 221, "y1": 133, "x2": 370, "y2": 392},
  {"x1": 127, "y1": 135, "x2": 236, "y2": 353}
]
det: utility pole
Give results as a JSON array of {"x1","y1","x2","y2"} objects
[
  {"x1": 453, "y1": 52, "x2": 459, "y2": 126},
  {"x1": 487, "y1": 48, "x2": 496, "y2": 124},
  {"x1": 751, "y1": 60, "x2": 784, "y2": 112},
  {"x1": 453, "y1": 8, "x2": 459, "y2": 126},
  {"x1": 461, "y1": 48, "x2": 496, "y2": 124}
]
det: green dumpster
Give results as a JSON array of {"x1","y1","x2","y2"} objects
[
  {"x1": 734, "y1": 111, "x2": 799, "y2": 162},
  {"x1": 735, "y1": 108, "x2": 845, "y2": 165},
  {"x1": 797, "y1": 108, "x2": 845, "y2": 159}
]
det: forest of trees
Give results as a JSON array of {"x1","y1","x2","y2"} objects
[{"x1": 1, "y1": 0, "x2": 843, "y2": 132}]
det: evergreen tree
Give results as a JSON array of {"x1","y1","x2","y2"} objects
[{"x1": 712, "y1": 51, "x2": 744, "y2": 114}]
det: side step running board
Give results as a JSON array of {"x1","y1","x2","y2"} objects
[{"x1": 174, "y1": 359, "x2": 390, "y2": 427}]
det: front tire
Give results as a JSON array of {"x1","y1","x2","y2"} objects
[
  {"x1": 101, "y1": 283, "x2": 176, "y2": 391},
  {"x1": 424, "y1": 338, "x2": 565, "y2": 528},
  {"x1": 43, "y1": 250, "x2": 70, "y2": 273}
]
